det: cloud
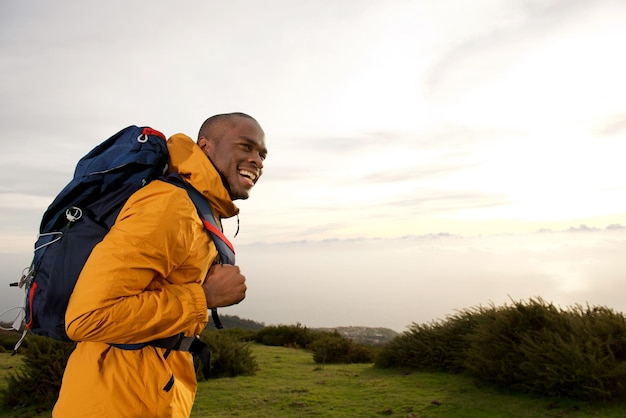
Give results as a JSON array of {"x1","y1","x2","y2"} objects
[
  {"x1": 222, "y1": 226, "x2": 626, "y2": 331},
  {"x1": 593, "y1": 113, "x2": 626, "y2": 137},
  {"x1": 265, "y1": 125, "x2": 520, "y2": 192},
  {"x1": 2, "y1": 0, "x2": 626, "y2": 333},
  {"x1": 360, "y1": 163, "x2": 479, "y2": 184},
  {"x1": 5, "y1": 224, "x2": 615, "y2": 334},
  {"x1": 389, "y1": 190, "x2": 511, "y2": 213},
  {"x1": 423, "y1": 0, "x2": 622, "y2": 100}
]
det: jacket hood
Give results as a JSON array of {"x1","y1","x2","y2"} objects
[{"x1": 166, "y1": 133, "x2": 239, "y2": 218}]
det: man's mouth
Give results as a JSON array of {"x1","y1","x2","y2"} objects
[{"x1": 239, "y1": 169, "x2": 258, "y2": 187}]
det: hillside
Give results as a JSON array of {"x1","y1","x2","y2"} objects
[
  {"x1": 315, "y1": 326, "x2": 399, "y2": 345},
  {"x1": 212, "y1": 314, "x2": 266, "y2": 331},
  {"x1": 213, "y1": 315, "x2": 399, "y2": 345}
]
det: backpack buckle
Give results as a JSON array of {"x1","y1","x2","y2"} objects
[{"x1": 65, "y1": 206, "x2": 83, "y2": 222}]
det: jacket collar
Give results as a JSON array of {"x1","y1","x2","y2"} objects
[{"x1": 166, "y1": 133, "x2": 239, "y2": 219}]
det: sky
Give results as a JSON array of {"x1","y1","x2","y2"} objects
[{"x1": 1, "y1": 0, "x2": 625, "y2": 333}]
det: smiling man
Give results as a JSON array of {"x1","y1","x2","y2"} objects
[
  {"x1": 197, "y1": 113, "x2": 267, "y2": 200},
  {"x1": 53, "y1": 113, "x2": 267, "y2": 418}
]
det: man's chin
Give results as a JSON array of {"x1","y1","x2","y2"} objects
[{"x1": 230, "y1": 190, "x2": 251, "y2": 201}]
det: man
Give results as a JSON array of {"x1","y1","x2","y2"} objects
[{"x1": 53, "y1": 113, "x2": 267, "y2": 417}]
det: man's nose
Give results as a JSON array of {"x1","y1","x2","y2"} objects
[{"x1": 250, "y1": 152, "x2": 263, "y2": 168}]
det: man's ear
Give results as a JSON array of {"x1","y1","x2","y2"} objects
[{"x1": 198, "y1": 137, "x2": 213, "y2": 153}]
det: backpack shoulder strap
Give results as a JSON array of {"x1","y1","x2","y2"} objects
[
  {"x1": 163, "y1": 173, "x2": 236, "y2": 330},
  {"x1": 163, "y1": 173, "x2": 235, "y2": 265}
]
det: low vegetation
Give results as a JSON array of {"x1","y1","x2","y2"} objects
[
  {"x1": 198, "y1": 328, "x2": 259, "y2": 379},
  {"x1": 0, "y1": 335, "x2": 74, "y2": 413},
  {"x1": 253, "y1": 323, "x2": 376, "y2": 364},
  {"x1": 377, "y1": 297, "x2": 626, "y2": 401},
  {"x1": 254, "y1": 323, "x2": 323, "y2": 348},
  {"x1": 192, "y1": 344, "x2": 626, "y2": 418},
  {"x1": 1, "y1": 300, "x2": 626, "y2": 416}
]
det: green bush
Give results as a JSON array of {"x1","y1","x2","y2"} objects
[
  {"x1": 1, "y1": 335, "x2": 75, "y2": 410},
  {"x1": 465, "y1": 299, "x2": 626, "y2": 400},
  {"x1": 206, "y1": 326, "x2": 257, "y2": 342},
  {"x1": 198, "y1": 330, "x2": 259, "y2": 379},
  {"x1": 211, "y1": 314, "x2": 265, "y2": 331},
  {"x1": 310, "y1": 331, "x2": 374, "y2": 364},
  {"x1": 254, "y1": 323, "x2": 322, "y2": 348},
  {"x1": 0, "y1": 328, "x2": 23, "y2": 352},
  {"x1": 375, "y1": 308, "x2": 482, "y2": 372},
  {"x1": 464, "y1": 298, "x2": 564, "y2": 387},
  {"x1": 377, "y1": 297, "x2": 626, "y2": 401}
]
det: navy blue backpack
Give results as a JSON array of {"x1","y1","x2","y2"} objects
[{"x1": 14, "y1": 126, "x2": 233, "y2": 352}]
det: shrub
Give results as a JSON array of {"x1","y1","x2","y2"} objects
[
  {"x1": 465, "y1": 299, "x2": 626, "y2": 400},
  {"x1": 0, "y1": 328, "x2": 23, "y2": 352},
  {"x1": 211, "y1": 314, "x2": 265, "y2": 331},
  {"x1": 376, "y1": 298, "x2": 626, "y2": 401},
  {"x1": 464, "y1": 298, "x2": 564, "y2": 387},
  {"x1": 310, "y1": 331, "x2": 374, "y2": 364},
  {"x1": 1, "y1": 335, "x2": 75, "y2": 410},
  {"x1": 375, "y1": 308, "x2": 482, "y2": 372},
  {"x1": 198, "y1": 330, "x2": 259, "y2": 379},
  {"x1": 254, "y1": 323, "x2": 321, "y2": 348},
  {"x1": 206, "y1": 326, "x2": 257, "y2": 342}
]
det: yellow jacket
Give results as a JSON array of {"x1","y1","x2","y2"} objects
[{"x1": 53, "y1": 134, "x2": 238, "y2": 418}]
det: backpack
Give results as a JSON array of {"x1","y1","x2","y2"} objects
[{"x1": 13, "y1": 126, "x2": 233, "y2": 365}]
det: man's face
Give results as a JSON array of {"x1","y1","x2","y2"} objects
[{"x1": 199, "y1": 118, "x2": 267, "y2": 200}]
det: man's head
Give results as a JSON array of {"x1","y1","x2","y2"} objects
[{"x1": 197, "y1": 113, "x2": 267, "y2": 200}]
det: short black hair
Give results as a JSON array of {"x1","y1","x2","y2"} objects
[{"x1": 197, "y1": 112, "x2": 258, "y2": 141}]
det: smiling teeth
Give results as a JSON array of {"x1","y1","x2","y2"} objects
[{"x1": 240, "y1": 170, "x2": 257, "y2": 181}]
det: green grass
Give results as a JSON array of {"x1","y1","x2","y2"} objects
[
  {"x1": 0, "y1": 352, "x2": 49, "y2": 418},
  {"x1": 1, "y1": 345, "x2": 625, "y2": 417},
  {"x1": 192, "y1": 345, "x2": 625, "y2": 417}
]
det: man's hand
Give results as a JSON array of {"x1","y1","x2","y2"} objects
[{"x1": 202, "y1": 264, "x2": 247, "y2": 308}]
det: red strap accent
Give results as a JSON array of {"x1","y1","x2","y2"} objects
[
  {"x1": 202, "y1": 220, "x2": 235, "y2": 253},
  {"x1": 142, "y1": 127, "x2": 166, "y2": 140},
  {"x1": 26, "y1": 282, "x2": 38, "y2": 329}
]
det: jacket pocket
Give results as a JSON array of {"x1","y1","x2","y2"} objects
[
  {"x1": 150, "y1": 346, "x2": 176, "y2": 393},
  {"x1": 163, "y1": 373, "x2": 175, "y2": 392}
]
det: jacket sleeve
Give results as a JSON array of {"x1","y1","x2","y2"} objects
[{"x1": 65, "y1": 183, "x2": 212, "y2": 344}]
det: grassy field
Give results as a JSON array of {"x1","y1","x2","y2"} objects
[{"x1": 1, "y1": 344, "x2": 625, "y2": 417}]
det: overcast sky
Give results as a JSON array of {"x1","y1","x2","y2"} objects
[{"x1": 1, "y1": 1, "x2": 625, "y2": 332}]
